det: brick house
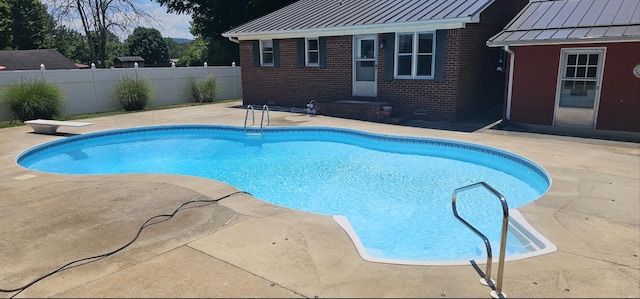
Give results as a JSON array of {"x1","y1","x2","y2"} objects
[
  {"x1": 488, "y1": 0, "x2": 640, "y2": 132},
  {"x1": 223, "y1": 0, "x2": 528, "y2": 122}
]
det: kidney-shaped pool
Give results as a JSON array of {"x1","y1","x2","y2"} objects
[{"x1": 18, "y1": 125, "x2": 556, "y2": 265}]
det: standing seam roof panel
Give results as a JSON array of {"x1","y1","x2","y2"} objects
[
  {"x1": 432, "y1": 0, "x2": 469, "y2": 19},
  {"x1": 357, "y1": 0, "x2": 405, "y2": 24},
  {"x1": 396, "y1": 0, "x2": 443, "y2": 22},
  {"x1": 548, "y1": 0, "x2": 579, "y2": 28},
  {"x1": 384, "y1": 1, "x2": 429, "y2": 23},
  {"x1": 578, "y1": 0, "x2": 607, "y2": 27},
  {"x1": 595, "y1": 0, "x2": 625, "y2": 25},
  {"x1": 448, "y1": 0, "x2": 483, "y2": 19},
  {"x1": 551, "y1": 28, "x2": 575, "y2": 39},
  {"x1": 604, "y1": 26, "x2": 628, "y2": 36},
  {"x1": 343, "y1": 0, "x2": 396, "y2": 26},
  {"x1": 624, "y1": 25, "x2": 640, "y2": 35},
  {"x1": 322, "y1": 0, "x2": 377, "y2": 27},
  {"x1": 278, "y1": 1, "x2": 332, "y2": 30},
  {"x1": 533, "y1": 1, "x2": 566, "y2": 28},
  {"x1": 504, "y1": 3, "x2": 538, "y2": 30},
  {"x1": 612, "y1": 0, "x2": 640, "y2": 23},
  {"x1": 520, "y1": 1, "x2": 555, "y2": 29},
  {"x1": 424, "y1": 0, "x2": 461, "y2": 19},
  {"x1": 564, "y1": 0, "x2": 595, "y2": 27}
]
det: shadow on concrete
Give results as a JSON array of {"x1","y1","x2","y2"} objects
[{"x1": 401, "y1": 105, "x2": 639, "y2": 143}]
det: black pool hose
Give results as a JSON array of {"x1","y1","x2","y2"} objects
[{"x1": 0, "y1": 190, "x2": 251, "y2": 298}]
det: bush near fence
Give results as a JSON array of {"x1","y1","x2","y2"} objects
[{"x1": 0, "y1": 64, "x2": 242, "y2": 121}]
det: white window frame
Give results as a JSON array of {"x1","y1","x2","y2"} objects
[
  {"x1": 306, "y1": 38, "x2": 320, "y2": 67},
  {"x1": 260, "y1": 40, "x2": 274, "y2": 66},
  {"x1": 394, "y1": 32, "x2": 435, "y2": 79}
]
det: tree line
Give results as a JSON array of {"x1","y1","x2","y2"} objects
[{"x1": 0, "y1": 0, "x2": 297, "y2": 67}]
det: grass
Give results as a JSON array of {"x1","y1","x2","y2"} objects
[{"x1": 0, "y1": 100, "x2": 241, "y2": 129}]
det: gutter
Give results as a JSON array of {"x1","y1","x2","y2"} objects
[
  {"x1": 227, "y1": 36, "x2": 239, "y2": 44},
  {"x1": 504, "y1": 45, "x2": 515, "y2": 121}
]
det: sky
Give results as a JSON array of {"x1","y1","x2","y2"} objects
[{"x1": 44, "y1": 0, "x2": 194, "y2": 40}]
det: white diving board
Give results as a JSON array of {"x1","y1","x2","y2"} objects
[{"x1": 24, "y1": 119, "x2": 93, "y2": 134}]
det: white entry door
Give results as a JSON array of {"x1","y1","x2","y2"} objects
[
  {"x1": 554, "y1": 48, "x2": 605, "y2": 128},
  {"x1": 353, "y1": 35, "x2": 377, "y2": 97}
]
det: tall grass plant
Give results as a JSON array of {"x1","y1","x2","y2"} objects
[
  {"x1": 113, "y1": 76, "x2": 153, "y2": 111},
  {"x1": 188, "y1": 74, "x2": 218, "y2": 102},
  {"x1": 0, "y1": 79, "x2": 66, "y2": 121}
]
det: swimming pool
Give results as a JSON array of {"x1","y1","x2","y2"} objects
[{"x1": 17, "y1": 125, "x2": 556, "y2": 264}]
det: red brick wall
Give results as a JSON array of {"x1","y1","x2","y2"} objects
[
  {"x1": 509, "y1": 42, "x2": 640, "y2": 132},
  {"x1": 240, "y1": 36, "x2": 352, "y2": 107},
  {"x1": 377, "y1": 0, "x2": 527, "y2": 121},
  {"x1": 239, "y1": 0, "x2": 527, "y2": 121}
]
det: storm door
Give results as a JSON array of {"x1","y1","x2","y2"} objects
[
  {"x1": 353, "y1": 35, "x2": 377, "y2": 97},
  {"x1": 554, "y1": 48, "x2": 605, "y2": 128}
]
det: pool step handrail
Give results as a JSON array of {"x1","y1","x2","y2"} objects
[
  {"x1": 260, "y1": 104, "x2": 270, "y2": 129},
  {"x1": 244, "y1": 105, "x2": 255, "y2": 132},
  {"x1": 452, "y1": 182, "x2": 509, "y2": 299}
]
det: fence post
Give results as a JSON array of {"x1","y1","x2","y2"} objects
[
  {"x1": 91, "y1": 63, "x2": 100, "y2": 112},
  {"x1": 232, "y1": 62, "x2": 238, "y2": 99}
]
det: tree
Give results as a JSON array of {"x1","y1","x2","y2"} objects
[
  {"x1": 125, "y1": 27, "x2": 170, "y2": 67},
  {"x1": 0, "y1": 0, "x2": 11, "y2": 49},
  {"x1": 155, "y1": 0, "x2": 297, "y2": 65},
  {"x1": 177, "y1": 38, "x2": 207, "y2": 67},
  {"x1": 0, "y1": 0, "x2": 54, "y2": 50},
  {"x1": 165, "y1": 37, "x2": 187, "y2": 61},
  {"x1": 46, "y1": 26, "x2": 91, "y2": 63},
  {"x1": 47, "y1": 0, "x2": 156, "y2": 67}
]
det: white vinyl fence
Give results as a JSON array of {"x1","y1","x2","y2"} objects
[{"x1": 0, "y1": 64, "x2": 242, "y2": 121}]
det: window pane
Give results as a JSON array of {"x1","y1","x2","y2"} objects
[
  {"x1": 577, "y1": 54, "x2": 587, "y2": 65},
  {"x1": 418, "y1": 33, "x2": 433, "y2": 54},
  {"x1": 398, "y1": 34, "x2": 413, "y2": 53},
  {"x1": 308, "y1": 52, "x2": 319, "y2": 64},
  {"x1": 588, "y1": 54, "x2": 598, "y2": 65},
  {"x1": 308, "y1": 39, "x2": 318, "y2": 51},
  {"x1": 417, "y1": 55, "x2": 433, "y2": 76},
  {"x1": 586, "y1": 66, "x2": 597, "y2": 77},
  {"x1": 576, "y1": 67, "x2": 586, "y2": 77},
  {"x1": 567, "y1": 54, "x2": 577, "y2": 65},
  {"x1": 262, "y1": 40, "x2": 273, "y2": 51},
  {"x1": 397, "y1": 55, "x2": 412, "y2": 76},
  {"x1": 360, "y1": 39, "x2": 374, "y2": 59},
  {"x1": 566, "y1": 67, "x2": 576, "y2": 77},
  {"x1": 262, "y1": 53, "x2": 273, "y2": 64},
  {"x1": 356, "y1": 61, "x2": 375, "y2": 81}
]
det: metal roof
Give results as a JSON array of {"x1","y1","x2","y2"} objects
[
  {"x1": 223, "y1": 0, "x2": 497, "y2": 40},
  {"x1": 487, "y1": 0, "x2": 640, "y2": 46}
]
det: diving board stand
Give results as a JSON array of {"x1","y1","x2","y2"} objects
[{"x1": 25, "y1": 119, "x2": 93, "y2": 134}]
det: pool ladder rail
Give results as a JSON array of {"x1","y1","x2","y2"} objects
[
  {"x1": 452, "y1": 182, "x2": 509, "y2": 299},
  {"x1": 244, "y1": 104, "x2": 270, "y2": 135}
]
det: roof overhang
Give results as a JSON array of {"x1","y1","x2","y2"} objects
[
  {"x1": 487, "y1": 36, "x2": 640, "y2": 47},
  {"x1": 223, "y1": 17, "x2": 474, "y2": 41}
]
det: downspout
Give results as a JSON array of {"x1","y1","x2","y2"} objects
[{"x1": 504, "y1": 45, "x2": 515, "y2": 121}]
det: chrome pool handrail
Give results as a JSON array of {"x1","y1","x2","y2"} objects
[{"x1": 452, "y1": 181, "x2": 509, "y2": 298}]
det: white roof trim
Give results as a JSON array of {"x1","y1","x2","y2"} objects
[
  {"x1": 223, "y1": 17, "x2": 472, "y2": 40},
  {"x1": 487, "y1": 36, "x2": 640, "y2": 47}
]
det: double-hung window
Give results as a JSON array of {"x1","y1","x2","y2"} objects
[
  {"x1": 261, "y1": 40, "x2": 274, "y2": 66},
  {"x1": 395, "y1": 32, "x2": 435, "y2": 79},
  {"x1": 306, "y1": 38, "x2": 319, "y2": 66}
]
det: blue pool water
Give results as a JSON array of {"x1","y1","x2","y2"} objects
[{"x1": 18, "y1": 125, "x2": 551, "y2": 262}]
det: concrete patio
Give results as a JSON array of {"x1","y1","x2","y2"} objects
[{"x1": 0, "y1": 101, "x2": 638, "y2": 298}]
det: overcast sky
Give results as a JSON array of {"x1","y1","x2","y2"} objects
[{"x1": 44, "y1": 0, "x2": 194, "y2": 40}]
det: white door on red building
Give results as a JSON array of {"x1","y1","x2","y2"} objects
[
  {"x1": 554, "y1": 48, "x2": 605, "y2": 129},
  {"x1": 353, "y1": 35, "x2": 377, "y2": 97}
]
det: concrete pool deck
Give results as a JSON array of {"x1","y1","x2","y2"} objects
[{"x1": 0, "y1": 101, "x2": 638, "y2": 298}]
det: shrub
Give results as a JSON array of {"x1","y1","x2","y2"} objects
[
  {"x1": 113, "y1": 76, "x2": 153, "y2": 111},
  {"x1": 0, "y1": 79, "x2": 65, "y2": 121},
  {"x1": 188, "y1": 74, "x2": 218, "y2": 102}
]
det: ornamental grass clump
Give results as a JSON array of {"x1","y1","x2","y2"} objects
[
  {"x1": 188, "y1": 74, "x2": 218, "y2": 102},
  {"x1": 113, "y1": 76, "x2": 153, "y2": 111},
  {"x1": 0, "y1": 79, "x2": 65, "y2": 121}
]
